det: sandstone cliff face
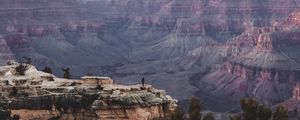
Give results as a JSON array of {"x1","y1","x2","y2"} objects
[
  {"x1": 9, "y1": 105, "x2": 168, "y2": 120},
  {"x1": 195, "y1": 10, "x2": 300, "y2": 111},
  {"x1": 282, "y1": 9, "x2": 300, "y2": 30},
  {"x1": 0, "y1": 61, "x2": 176, "y2": 120}
]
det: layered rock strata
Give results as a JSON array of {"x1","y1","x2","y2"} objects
[
  {"x1": 196, "y1": 10, "x2": 300, "y2": 111},
  {"x1": 0, "y1": 61, "x2": 177, "y2": 120}
]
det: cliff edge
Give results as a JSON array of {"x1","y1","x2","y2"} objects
[{"x1": 0, "y1": 61, "x2": 177, "y2": 120}]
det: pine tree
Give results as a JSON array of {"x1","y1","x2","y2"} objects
[
  {"x1": 273, "y1": 106, "x2": 288, "y2": 120},
  {"x1": 42, "y1": 66, "x2": 53, "y2": 74},
  {"x1": 203, "y1": 113, "x2": 215, "y2": 120},
  {"x1": 240, "y1": 98, "x2": 258, "y2": 120},
  {"x1": 257, "y1": 105, "x2": 272, "y2": 120},
  {"x1": 188, "y1": 97, "x2": 202, "y2": 120},
  {"x1": 170, "y1": 106, "x2": 185, "y2": 120},
  {"x1": 62, "y1": 68, "x2": 71, "y2": 79}
]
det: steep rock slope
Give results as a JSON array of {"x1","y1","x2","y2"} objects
[{"x1": 195, "y1": 10, "x2": 300, "y2": 111}]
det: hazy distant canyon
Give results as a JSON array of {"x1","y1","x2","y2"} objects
[{"x1": 1, "y1": 0, "x2": 300, "y2": 112}]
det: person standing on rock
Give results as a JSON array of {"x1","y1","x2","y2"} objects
[{"x1": 142, "y1": 78, "x2": 145, "y2": 87}]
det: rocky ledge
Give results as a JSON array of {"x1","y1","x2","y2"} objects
[{"x1": 0, "y1": 61, "x2": 177, "y2": 120}]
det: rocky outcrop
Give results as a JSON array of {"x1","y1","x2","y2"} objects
[
  {"x1": 0, "y1": 61, "x2": 177, "y2": 120},
  {"x1": 282, "y1": 9, "x2": 300, "y2": 30}
]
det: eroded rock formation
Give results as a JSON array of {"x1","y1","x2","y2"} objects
[
  {"x1": 196, "y1": 10, "x2": 300, "y2": 111},
  {"x1": 0, "y1": 61, "x2": 177, "y2": 120}
]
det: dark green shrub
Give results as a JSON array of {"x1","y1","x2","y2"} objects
[
  {"x1": 240, "y1": 98, "x2": 258, "y2": 120},
  {"x1": 15, "y1": 64, "x2": 29, "y2": 75},
  {"x1": 188, "y1": 97, "x2": 202, "y2": 120},
  {"x1": 43, "y1": 66, "x2": 53, "y2": 74},
  {"x1": 258, "y1": 105, "x2": 272, "y2": 120},
  {"x1": 170, "y1": 106, "x2": 185, "y2": 120}
]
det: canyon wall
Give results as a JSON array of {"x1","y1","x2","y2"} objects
[{"x1": 195, "y1": 10, "x2": 300, "y2": 111}]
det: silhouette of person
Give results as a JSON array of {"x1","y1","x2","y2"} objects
[{"x1": 142, "y1": 78, "x2": 145, "y2": 87}]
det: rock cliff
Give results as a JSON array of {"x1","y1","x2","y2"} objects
[
  {"x1": 194, "y1": 10, "x2": 300, "y2": 111},
  {"x1": 0, "y1": 61, "x2": 177, "y2": 120}
]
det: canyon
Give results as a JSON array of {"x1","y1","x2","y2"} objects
[
  {"x1": 196, "y1": 10, "x2": 300, "y2": 111},
  {"x1": 0, "y1": 0, "x2": 300, "y2": 112}
]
